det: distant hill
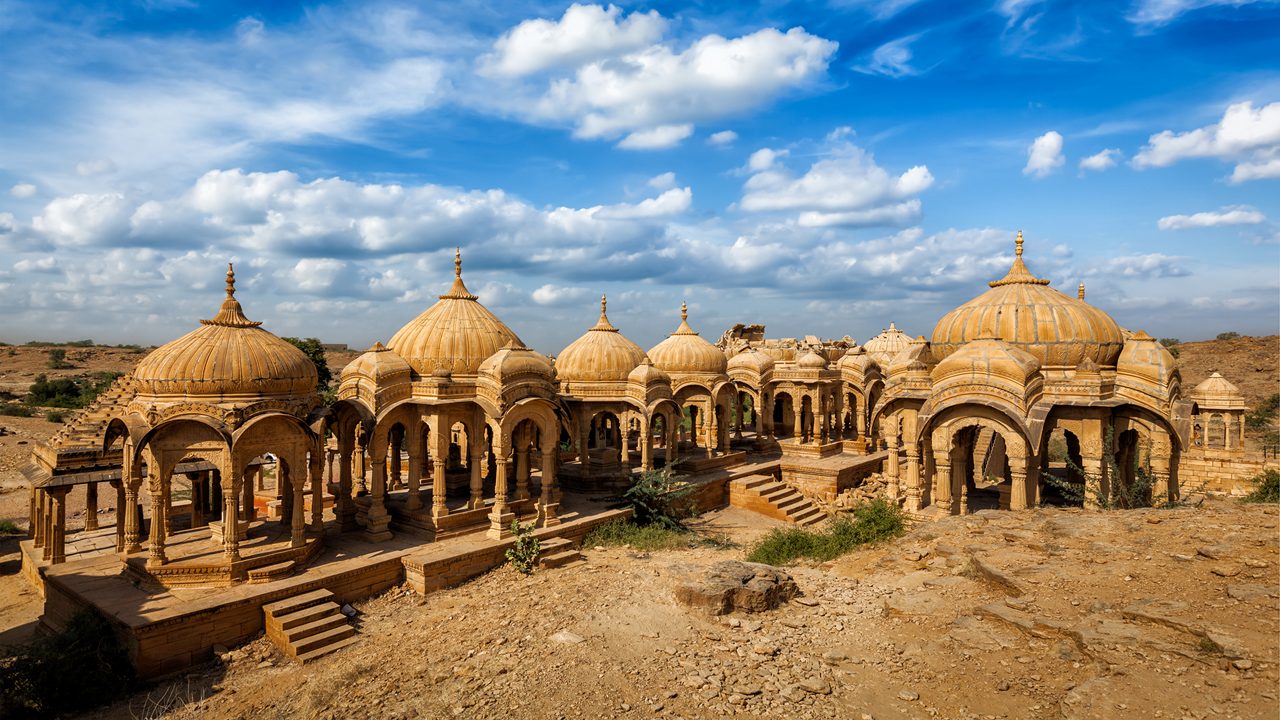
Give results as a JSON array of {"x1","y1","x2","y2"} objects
[{"x1": 1173, "y1": 334, "x2": 1278, "y2": 408}]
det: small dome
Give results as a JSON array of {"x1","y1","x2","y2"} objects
[
  {"x1": 341, "y1": 342, "x2": 412, "y2": 385},
  {"x1": 727, "y1": 348, "x2": 775, "y2": 374},
  {"x1": 1116, "y1": 330, "x2": 1177, "y2": 387},
  {"x1": 479, "y1": 341, "x2": 556, "y2": 383},
  {"x1": 864, "y1": 322, "x2": 912, "y2": 365},
  {"x1": 133, "y1": 265, "x2": 317, "y2": 399},
  {"x1": 387, "y1": 249, "x2": 522, "y2": 376},
  {"x1": 932, "y1": 337, "x2": 1040, "y2": 386},
  {"x1": 556, "y1": 295, "x2": 647, "y2": 382},
  {"x1": 648, "y1": 303, "x2": 729, "y2": 376},
  {"x1": 796, "y1": 350, "x2": 828, "y2": 369},
  {"x1": 1189, "y1": 371, "x2": 1244, "y2": 408},
  {"x1": 931, "y1": 233, "x2": 1125, "y2": 367},
  {"x1": 886, "y1": 336, "x2": 934, "y2": 376},
  {"x1": 837, "y1": 346, "x2": 869, "y2": 371},
  {"x1": 627, "y1": 356, "x2": 670, "y2": 386}
]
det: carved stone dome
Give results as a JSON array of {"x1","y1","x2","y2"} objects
[
  {"x1": 342, "y1": 342, "x2": 412, "y2": 385},
  {"x1": 930, "y1": 232, "x2": 1124, "y2": 367},
  {"x1": 556, "y1": 296, "x2": 646, "y2": 383},
  {"x1": 796, "y1": 350, "x2": 828, "y2": 369},
  {"x1": 863, "y1": 322, "x2": 911, "y2": 365},
  {"x1": 648, "y1": 303, "x2": 729, "y2": 376},
  {"x1": 727, "y1": 348, "x2": 776, "y2": 374},
  {"x1": 627, "y1": 356, "x2": 670, "y2": 386},
  {"x1": 387, "y1": 250, "x2": 522, "y2": 376},
  {"x1": 478, "y1": 341, "x2": 556, "y2": 383},
  {"x1": 932, "y1": 337, "x2": 1041, "y2": 386},
  {"x1": 133, "y1": 265, "x2": 317, "y2": 399}
]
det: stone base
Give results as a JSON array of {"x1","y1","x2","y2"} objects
[
  {"x1": 777, "y1": 438, "x2": 844, "y2": 459},
  {"x1": 487, "y1": 509, "x2": 516, "y2": 539},
  {"x1": 208, "y1": 520, "x2": 247, "y2": 545},
  {"x1": 674, "y1": 451, "x2": 747, "y2": 474}
]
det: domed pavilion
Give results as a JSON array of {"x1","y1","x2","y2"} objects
[
  {"x1": 648, "y1": 303, "x2": 734, "y2": 462},
  {"x1": 871, "y1": 232, "x2": 1189, "y2": 514}
]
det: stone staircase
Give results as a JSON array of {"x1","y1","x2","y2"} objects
[
  {"x1": 729, "y1": 475, "x2": 827, "y2": 527},
  {"x1": 537, "y1": 537, "x2": 584, "y2": 569},
  {"x1": 49, "y1": 373, "x2": 136, "y2": 450},
  {"x1": 263, "y1": 589, "x2": 358, "y2": 663}
]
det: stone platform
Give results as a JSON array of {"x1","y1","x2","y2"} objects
[{"x1": 780, "y1": 449, "x2": 887, "y2": 501}]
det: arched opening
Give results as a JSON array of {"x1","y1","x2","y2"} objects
[
  {"x1": 1206, "y1": 414, "x2": 1226, "y2": 449},
  {"x1": 1040, "y1": 427, "x2": 1083, "y2": 507},
  {"x1": 773, "y1": 392, "x2": 795, "y2": 438}
]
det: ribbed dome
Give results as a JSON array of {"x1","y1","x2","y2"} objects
[
  {"x1": 387, "y1": 250, "x2": 522, "y2": 376},
  {"x1": 478, "y1": 341, "x2": 555, "y2": 383},
  {"x1": 648, "y1": 303, "x2": 729, "y2": 375},
  {"x1": 932, "y1": 337, "x2": 1040, "y2": 386},
  {"x1": 1189, "y1": 370, "x2": 1244, "y2": 409},
  {"x1": 342, "y1": 342, "x2": 412, "y2": 384},
  {"x1": 628, "y1": 356, "x2": 670, "y2": 386},
  {"x1": 864, "y1": 322, "x2": 911, "y2": 365},
  {"x1": 727, "y1": 348, "x2": 775, "y2": 374},
  {"x1": 796, "y1": 350, "x2": 828, "y2": 369},
  {"x1": 556, "y1": 295, "x2": 646, "y2": 382},
  {"x1": 930, "y1": 232, "x2": 1125, "y2": 367},
  {"x1": 133, "y1": 265, "x2": 317, "y2": 398}
]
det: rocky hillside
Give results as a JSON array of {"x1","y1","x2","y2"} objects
[{"x1": 1175, "y1": 334, "x2": 1278, "y2": 408}]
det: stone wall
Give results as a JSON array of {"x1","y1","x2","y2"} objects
[{"x1": 1179, "y1": 448, "x2": 1277, "y2": 496}]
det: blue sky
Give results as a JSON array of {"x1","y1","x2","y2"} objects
[{"x1": 0, "y1": 0, "x2": 1277, "y2": 355}]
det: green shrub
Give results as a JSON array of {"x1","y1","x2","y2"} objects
[
  {"x1": 282, "y1": 337, "x2": 333, "y2": 397},
  {"x1": 620, "y1": 466, "x2": 697, "y2": 530},
  {"x1": 1215, "y1": 331, "x2": 1240, "y2": 341},
  {"x1": 1158, "y1": 338, "x2": 1180, "y2": 347},
  {"x1": 25, "y1": 371, "x2": 122, "y2": 409},
  {"x1": 0, "y1": 610, "x2": 137, "y2": 718},
  {"x1": 45, "y1": 411, "x2": 65, "y2": 424},
  {"x1": 0, "y1": 520, "x2": 22, "y2": 534},
  {"x1": 1245, "y1": 393, "x2": 1279, "y2": 431},
  {"x1": 65, "y1": 339, "x2": 95, "y2": 347},
  {"x1": 746, "y1": 499, "x2": 903, "y2": 565},
  {"x1": 1241, "y1": 469, "x2": 1280, "y2": 504},
  {"x1": 582, "y1": 519, "x2": 733, "y2": 551},
  {"x1": 504, "y1": 520, "x2": 541, "y2": 574},
  {"x1": 0, "y1": 403, "x2": 34, "y2": 417},
  {"x1": 46, "y1": 348, "x2": 73, "y2": 369}
]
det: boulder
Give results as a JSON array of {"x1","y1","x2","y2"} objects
[{"x1": 673, "y1": 561, "x2": 800, "y2": 615}]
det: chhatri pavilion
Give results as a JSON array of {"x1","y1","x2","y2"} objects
[{"x1": 19, "y1": 233, "x2": 1265, "y2": 676}]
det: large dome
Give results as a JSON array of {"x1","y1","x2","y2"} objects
[
  {"x1": 863, "y1": 323, "x2": 911, "y2": 365},
  {"x1": 387, "y1": 250, "x2": 522, "y2": 376},
  {"x1": 648, "y1": 303, "x2": 728, "y2": 376},
  {"x1": 930, "y1": 232, "x2": 1125, "y2": 367},
  {"x1": 133, "y1": 265, "x2": 317, "y2": 399},
  {"x1": 556, "y1": 296, "x2": 646, "y2": 383}
]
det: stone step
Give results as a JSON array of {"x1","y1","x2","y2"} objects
[
  {"x1": 737, "y1": 475, "x2": 775, "y2": 490},
  {"x1": 537, "y1": 537, "x2": 572, "y2": 555},
  {"x1": 290, "y1": 624, "x2": 356, "y2": 658},
  {"x1": 760, "y1": 486, "x2": 792, "y2": 501},
  {"x1": 283, "y1": 613, "x2": 349, "y2": 645},
  {"x1": 792, "y1": 508, "x2": 826, "y2": 525},
  {"x1": 246, "y1": 560, "x2": 296, "y2": 584},
  {"x1": 295, "y1": 635, "x2": 360, "y2": 664},
  {"x1": 539, "y1": 549, "x2": 583, "y2": 569},
  {"x1": 263, "y1": 588, "x2": 334, "y2": 620},
  {"x1": 269, "y1": 601, "x2": 341, "y2": 633}
]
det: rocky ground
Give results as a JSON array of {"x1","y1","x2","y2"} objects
[{"x1": 61, "y1": 499, "x2": 1280, "y2": 720}]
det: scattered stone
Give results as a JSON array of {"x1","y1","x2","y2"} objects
[
  {"x1": 672, "y1": 561, "x2": 799, "y2": 615},
  {"x1": 1232, "y1": 659, "x2": 1253, "y2": 671},
  {"x1": 793, "y1": 596, "x2": 819, "y2": 607},
  {"x1": 821, "y1": 651, "x2": 848, "y2": 665},
  {"x1": 1211, "y1": 565, "x2": 1242, "y2": 577},
  {"x1": 780, "y1": 685, "x2": 807, "y2": 702},
  {"x1": 551, "y1": 630, "x2": 585, "y2": 644},
  {"x1": 898, "y1": 690, "x2": 920, "y2": 702},
  {"x1": 1227, "y1": 584, "x2": 1275, "y2": 601},
  {"x1": 1197, "y1": 544, "x2": 1232, "y2": 560},
  {"x1": 799, "y1": 677, "x2": 832, "y2": 695},
  {"x1": 1243, "y1": 559, "x2": 1269, "y2": 568}
]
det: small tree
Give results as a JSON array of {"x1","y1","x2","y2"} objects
[
  {"x1": 282, "y1": 337, "x2": 333, "y2": 400},
  {"x1": 621, "y1": 465, "x2": 697, "y2": 529},
  {"x1": 504, "y1": 520, "x2": 541, "y2": 574},
  {"x1": 1216, "y1": 331, "x2": 1240, "y2": 341},
  {"x1": 46, "y1": 349, "x2": 72, "y2": 369}
]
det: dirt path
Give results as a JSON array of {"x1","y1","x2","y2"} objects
[{"x1": 68, "y1": 500, "x2": 1279, "y2": 720}]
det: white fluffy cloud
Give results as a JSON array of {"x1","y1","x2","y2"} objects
[
  {"x1": 708, "y1": 130, "x2": 738, "y2": 146},
  {"x1": 1133, "y1": 101, "x2": 1280, "y2": 183},
  {"x1": 853, "y1": 34, "x2": 921, "y2": 78},
  {"x1": 531, "y1": 284, "x2": 590, "y2": 306},
  {"x1": 533, "y1": 26, "x2": 836, "y2": 145},
  {"x1": 1078, "y1": 148, "x2": 1121, "y2": 173},
  {"x1": 1088, "y1": 253, "x2": 1190, "y2": 278},
  {"x1": 1157, "y1": 206, "x2": 1266, "y2": 230},
  {"x1": 10, "y1": 183, "x2": 38, "y2": 198},
  {"x1": 616, "y1": 124, "x2": 693, "y2": 150},
  {"x1": 483, "y1": 4, "x2": 666, "y2": 77},
  {"x1": 739, "y1": 138, "x2": 933, "y2": 228},
  {"x1": 594, "y1": 187, "x2": 692, "y2": 219},
  {"x1": 1023, "y1": 131, "x2": 1064, "y2": 178}
]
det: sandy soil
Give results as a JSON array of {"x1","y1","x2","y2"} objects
[{"x1": 46, "y1": 499, "x2": 1278, "y2": 720}]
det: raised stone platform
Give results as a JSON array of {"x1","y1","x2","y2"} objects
[
  {"x1": 776, "y1": 438, "x2": 844, "y2": 459},
  {"x1": 780, "y1": 449, "x2": 887, "y2": 501},
  {"x1": 675, "y1": 450, "x2": 747, "y2": 473}
]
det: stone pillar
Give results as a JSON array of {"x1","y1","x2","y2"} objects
[
  {"x1": 882, "y1": 416, "x2": 900, "y2": 499},
  {"x1": 84, "y1": 482, "x2": 99, "y2": 531},
  {"x1": 1081, "y1": 455, "x2": 1104, "y2": 511},
  {"x1": 113, "y1": 480, "x2": 125, "y2": 552},
  {"x1": 364, "y1": 447, "x2": 392, "y2": 542},
  {"x1": 325, "y1": 447, "x2": 336, "y2": 492},
  {"x1": 487, "y1": 443, "x2": 515, "y2": 539},
  {"x1": 935, "y1": 450, "x2": 953, "y2": 514},
  {"x1": 792, "y1": 402, "x2": 803, "y2": 442},
  {"x1": 124, "y1": 482, "x2": 142, "y2": 553},
  {"x1": 33, "y1": 489, "x2": 45, "y2": 549},
  {"x1": 539, "y1": 447, "x2": 560, "y2": 527},
  {"x1": 957, "y1": 452, "x2": 970, "y2": 515},
  {"x1": 50, "y1": 488, "x2": 68, "y2": 565},
  {"x1": 353, "y1": 441, "x2": 367, "y2": 494},
  {"x1": 640, "y1": 419, "x2": 652, "y2": 471},
  {"x1": 389, "y1": 433, "x2": 403, "y2": 491},
  {"x1": 1010, "y1": 457, "x2": 1028, "y2": 510},
  {"x1": 41, "y1": 492, "x2": 53, "y2": 561},
  {"x1": 242, "y1": 469, "x2": 255, "y2": 522},
  {"x1": 468, "y1": 443, "x2": 485, "y2": 510},
  {"x1": 162, "y1": 474, "x2": 173, "y2": 537},
  {"x1": 223, "y1": 470, "x2": 241, "y2": 561},
  {"x1": 406, "y1": 437, "x2": 424, "y2": 511},
  {"x1": 338, "y1": 440, "x2": 357, "y2": 531},
  {"x1": 310, "y1": 455, "x2": 324, "y2": 531},
  {"x1": 190, "y1": 474, "x2": 205, "y2": 529},
  {"x1": 432, "y1": 456, "x2": 449, "y2": 520},
  {"x1": 904, "y1": 442, "x2": 921, "y2": 512},
  {"x1": 1150, "y1": 448, "x2": 1171, "y2": 506},
  {"x1": 515, "y1": 445, "x2": 531, "y2": 501},
  {"x1": 146, "y1": 470, "x2": 167, "y2": 568},
  {"x1": 291, "y1": 466, "x2": 306, "y2": 549}
]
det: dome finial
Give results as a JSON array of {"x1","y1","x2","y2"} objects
[
  {"x1": 681, "y1": 301, "x2": 688, "y2": 322},
  {"x1": 440, "y1": 247, "x2": 478, "y2": 300},
  {"x1": 1015, "y1": 230, "x2": 1024, "y2": 258},
  {"x1": 1077, "y1": 281, "x2": 1086, "y2": 300},
  {"x1": 225, "y1": 262, "x2": 238, "y2": 298},
  {"x1": 454, "y1": 247, "x2": 462, "y2": 279},
  {"x1": 202, "y1": 262, "x2": 261, "y2": 328},
  {"x1": 601, "y1": 293, "x2": 608, "y2": 320}
]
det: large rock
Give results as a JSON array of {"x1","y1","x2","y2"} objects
[{"x1": 673, "y1": 561, "x2": 800, "y2": 615}]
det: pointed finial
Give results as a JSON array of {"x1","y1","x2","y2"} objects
[
  {"x1": 601, "y1": 293, "x2": 608, "y2": 318},
  {"x1": 1015, "y1": 230, "x2": 1024, "y2": 258},
  {"x1": 225, "y1": 263, "x2": 236, "y2": 297},
  {"x1": 680, "y1": 301, "x2": 688, "y2": 322},
  {"x1": 454, "y1": 247, "x2": 462, "y2": 278},
  {"x1": 1077, "y1": 281, "x2": 1086, "y2": 300}
]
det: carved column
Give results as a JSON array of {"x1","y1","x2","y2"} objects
[
  {"x1": 223, "y1": 466, "x2": 241, "y2": 561},
  {"x1": 934, "y1": 445, "x2": 953, "y2": 514},
  {"x1": 539, "y1": 446, "x2": 560, "y2": 526},
  {"x1": 432, "y1": 455, "x2": 449, "y2": 520},
  {"x1": 84, "y1": 482, "x2": 99, "y2": 531},
  {"x1": 1010, "y1": 455, "x2": 1028, "y2": 510},
  {"x1": 146, "y1": 466, "x2": 167, "y2": 568},
  {"x1": 310, "y1": 454, "x2": 324, "y2": 531},
  {"x1": 291, "y1": 460, "x2": 306, "y2": 548},
  {"x1": 33, "y1": 488, "x2": 45, "y2": 549},
  {"x1": 882, "y1": 416, "x2": 900, "y2": 498},
  {"x1": 364, "y1": 446, "x2": 392, "y2": 542},
  {"x1": 406, "y1": 432, "x2": 424, "y2": 511},
  {"x1": 338, "y1": 433, "x2": 357, "y2": 531},
  {"x1": 124, "y1": 480, "x2": 142, "y2": 553},
  {"x1": 50, "y1": 488, "x2": 68, "y2": 564},
  {"x1": 41, "y1": 491, "x2": 52, "y2": 561},
  {"x1": 515, "y1": 443, "x2": 531, "y2": 501},
  {"x1": 112, "y1": 479, "x2": 125, "y2": 552},
  {"x1": 240, "y1": 468, "x2": 254, "y2": 522},
  {"x1": 352, "y1": 440, "x2": 367, "y2": 495},
  {"x1": 1150, "y1": 439, "x2": 1172, "y2": 506},
  {"x1": 904, "y1": 441, "x2": 921, "y2": 511},
  {"x1": 640, "y1": 418, "x2": 652, "y2": 472},
  {"x1": 468, "y1": 441, "x2": 485, "y2": 510},
  {"x1": 487, "y1": 442, "x2": 515, "y2": 539}
]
